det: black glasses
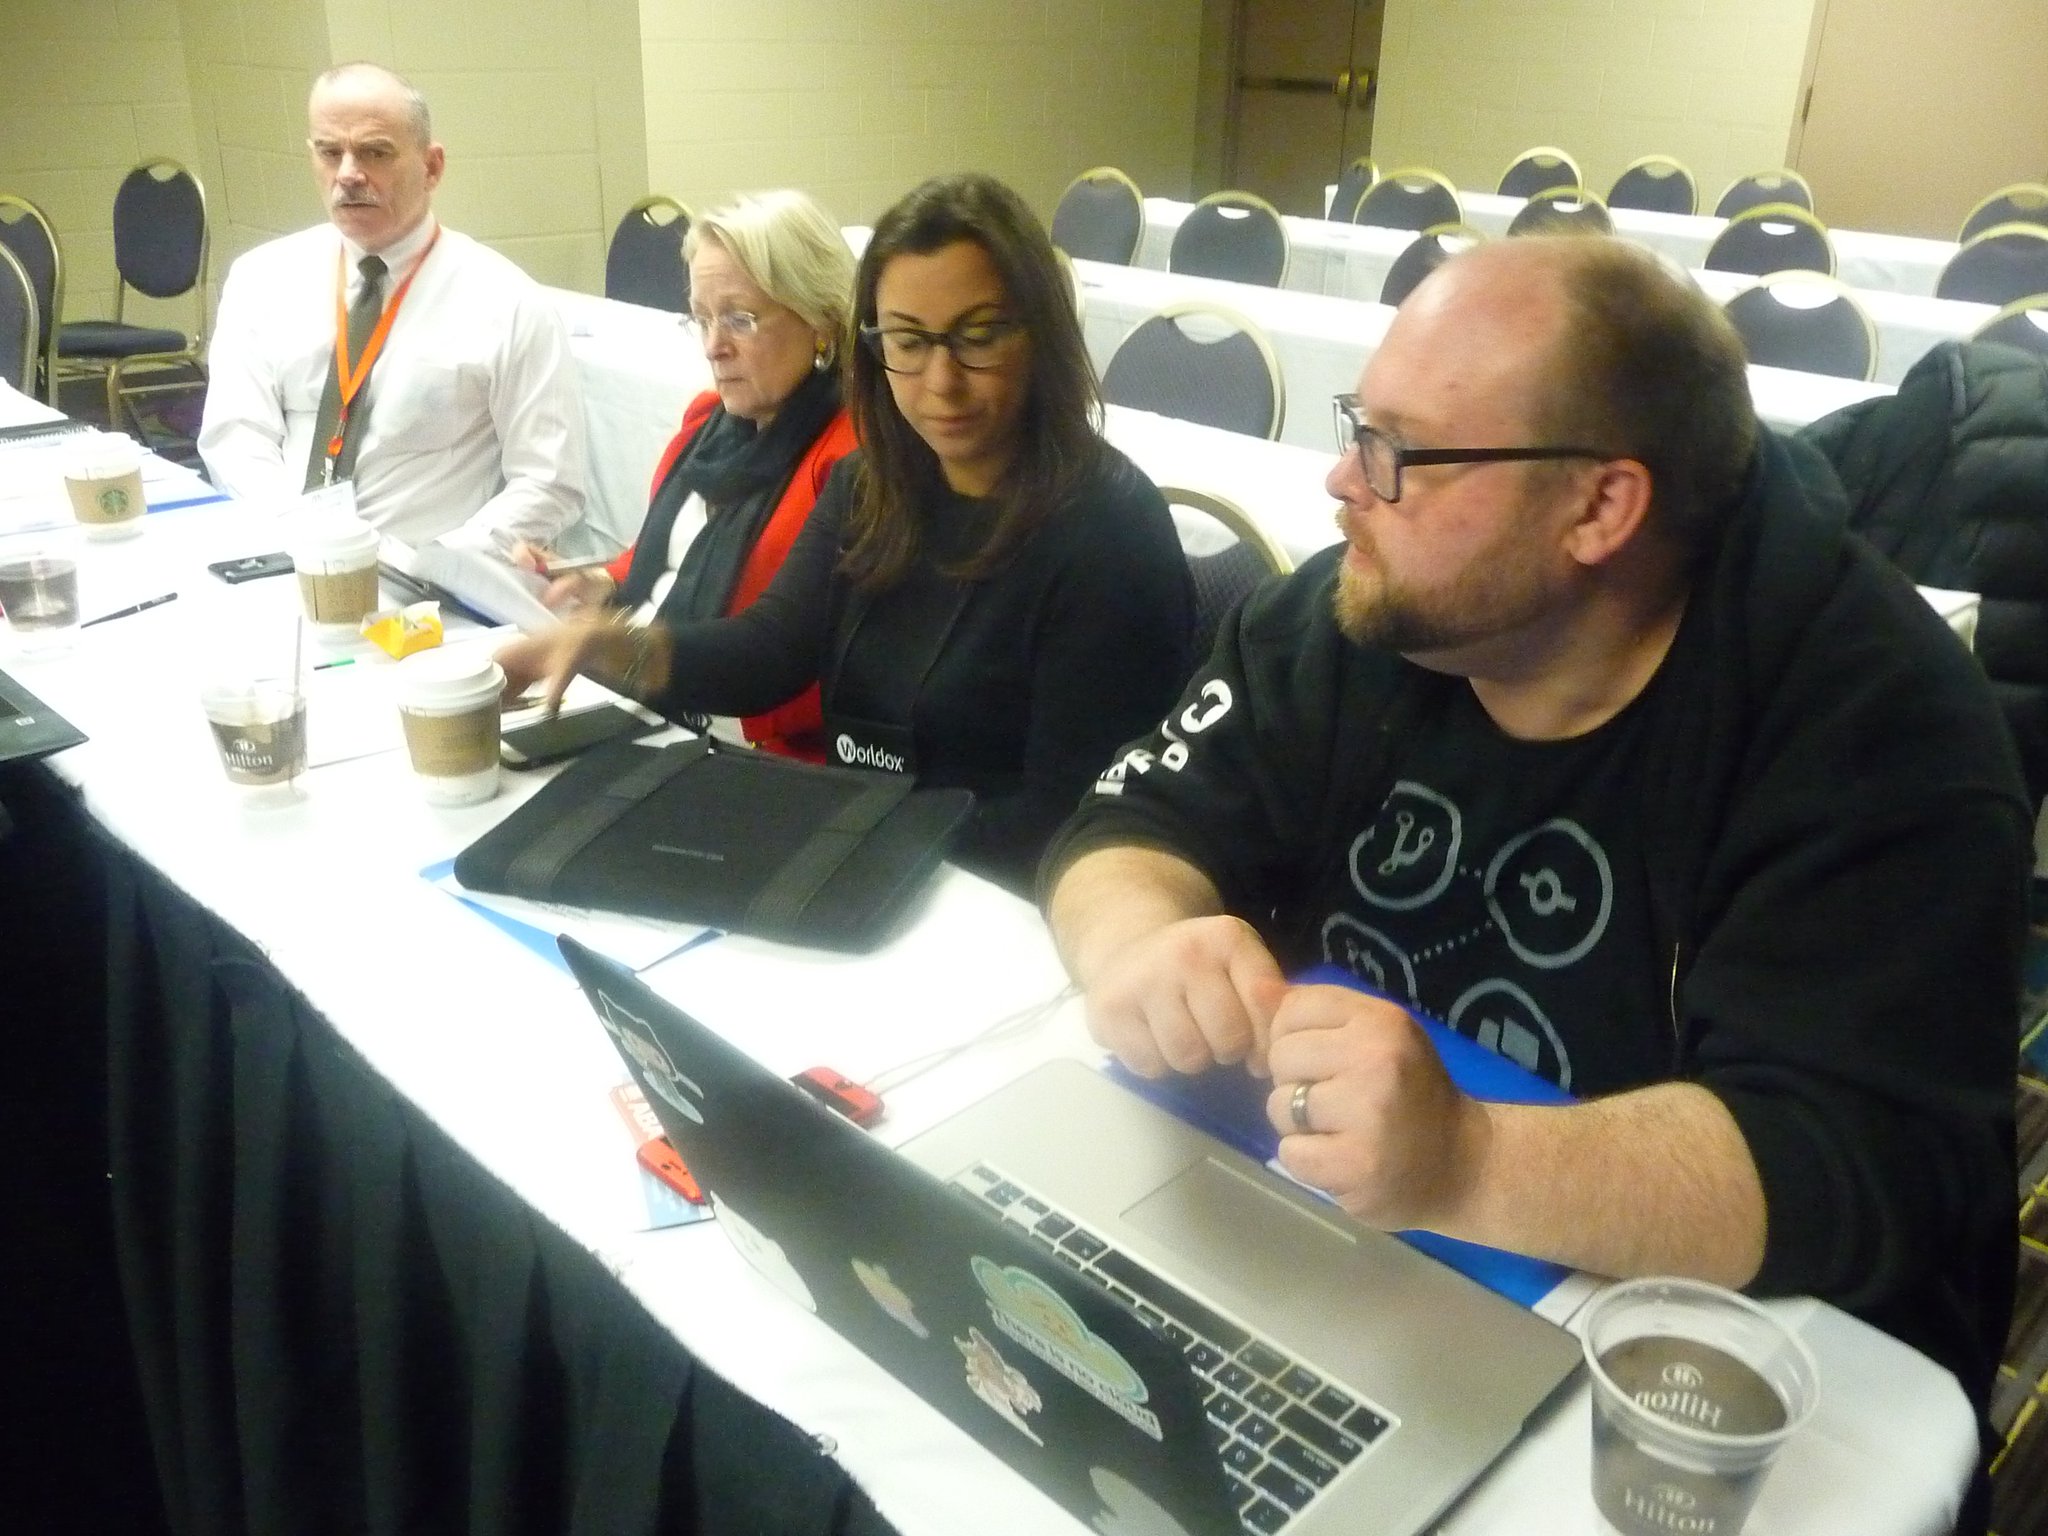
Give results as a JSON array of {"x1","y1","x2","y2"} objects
[
  {"x1": 1333, "y1": 394, "x2": 1610, "y2": 503},
  {"x1": 860, "y1": 317, "x2": 1024, "y2": 374}
]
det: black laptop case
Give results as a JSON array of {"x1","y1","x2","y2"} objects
[{"x1": 454, "y1": 737, "x2": 973, "y2": 952}]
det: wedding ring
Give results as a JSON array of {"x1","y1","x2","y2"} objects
[{"x1": 1289, "y1": 1081, "x2": 1313, "y2": 1135}]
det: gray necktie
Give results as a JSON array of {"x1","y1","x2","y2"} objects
[{"x1": 305, "y1": 253, "x2": 389, "y2": 490}]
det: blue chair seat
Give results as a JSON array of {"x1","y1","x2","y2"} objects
[{"x1": 58, "y1": 319, "x2": 187, "y2": 358}]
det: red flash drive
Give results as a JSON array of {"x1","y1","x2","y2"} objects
[
  {"x1": 636, "y1": 1136, "x2": 707, "y2": 1204},
  {"x1": 792, "y1": 1066, "x2": 884, "y2": 1128}
]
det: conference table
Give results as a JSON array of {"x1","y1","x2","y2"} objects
[
  {"x1": 0, "y1": 379, "x2": 1989, "y2": 1536},
  {"x1": 1072, "y1": 257, "x2": 1894, "y2": 452},
  {"x1": 1137, "y1": 200, "x2": 1990, "y2": 390}
]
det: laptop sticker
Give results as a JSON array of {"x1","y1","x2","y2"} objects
[
  {"x1": 595, "y1": 988, "x2": 703, "y2": 1122},
  {"x1": 956, "y1": 1325, "x2": 1045, "y2": 1445},
  {"x1": 713, "y1": 1193, "x2": 818, "y2": 1312},
  {"x1": 852, "y1": 1258, "x2": 929, "y2": 1339},
  {"x1": 1088, "y1": 1466, "x2": 1196, "y2": 1536},
  {"x1": 972, "y1": 1256, "x2": 1162, "y2": 1441}
]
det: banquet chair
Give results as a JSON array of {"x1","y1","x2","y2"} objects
[
  {"x1": 1703, "y1": 203, "x2": 1834, "y2": 278},
  {"x1": 1379, "y1": 225, "x2": 1483, "y2": 307},
  {"x1": 1329, "y1": 157, "x2": 1379, "y2": 223},
  {"x1": 0, "y1": 245, "x2": 38, "y2": 394},
  {"x1": 1050, "y1": 167, "x2": 1144, "y2": 265},
  {"x1": 1160, "y1": 485, "x2": 1294, "y2": 659},
  {"x1": 1353, "y1": 168, "x2": 1462, "y2": 233},
  {"x1": 604, "y1": 195, "x2": 692, "y2": 313},
  {"x1": 0, "y1": 194, "x2": 61, "y2": 404},
  {"x1": 1937, "y1": 224, "x2": 2048, "y2": 307},
  {"x1": 1722, "y1": 271, "x2": 1877, "y2": 382},
  {"x1": 1959, "y1": 183, "x2": 2048, "y2": 244},
  {"x1": 1101, "y1": 302, "x2": 1284, "y2": 440},
  {"x1": 1606, "y1": 155, "x2": 1698, "y2": 216},
  {"x1": 1713, "y1": 168, "x2": 1815, "y2": 221},
  {"x1": 1506, "y1": 188, "x2": 1613, "y2": 237},
  {"x1": 1497, "y1": 147, "x2": 1581, "y2": 201},
  {"x1": 1972, "y1": 295, "x2": 2048, "y2": 361},
  {"x1": 1167, "y1": 192, "x2": 1289, "y2": 287},
  {"x1": 56, "y1": 157, "x2": 209, "y2": 431}
]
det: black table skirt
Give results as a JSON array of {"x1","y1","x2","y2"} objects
[{"x1": 10, "y1": 766, "x2": 899, "y2": 1536}]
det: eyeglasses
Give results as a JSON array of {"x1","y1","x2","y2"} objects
[
  {"x1": 684, "y1": 309, "x2": 762, "y2": 340},
  {"x1": 859, "y1": 317, "x2": 1024, "y2": 374},
  {"x1": 1332, "y1": 393, "x2": 1610, "y2": 504}
]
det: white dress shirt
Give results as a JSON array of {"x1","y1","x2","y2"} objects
[{"x1": 198, "y1": 218, "x2": 586, "y2": 550}]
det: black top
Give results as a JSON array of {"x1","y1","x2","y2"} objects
[
  {"x1": 1046, "y1": 430, "x2": 2032, "y2": 1438},
  {"x1": 649, "y1": 445, "x2": 1194, "y2": 892}
]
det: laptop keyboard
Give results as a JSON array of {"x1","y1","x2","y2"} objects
[{"x1": 954, "y1": 1162, "x2": 1393, "y2": 1533}]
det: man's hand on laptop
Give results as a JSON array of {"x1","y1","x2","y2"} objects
[
  {"x1": 1081, "y1": 913, "x2": 1288, "y2": 1079},
  {"x1": 1263, "y1": 985, "x2": 1490, "y2": 1233}
]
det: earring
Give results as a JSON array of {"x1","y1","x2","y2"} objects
[{"x1": 813, "y1": 339, "x2": 836, "y2": 372}]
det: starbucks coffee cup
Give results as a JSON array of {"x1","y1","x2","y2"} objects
[
  {"x1": 64, "y1": 433, "x2": 147, "y2": 540},
  {"x1": 287, "y1": 514, "x2": 381, "y2": 640},
  {"x1": 395, "y1": 648, "x2": 504, "y2": 805}
]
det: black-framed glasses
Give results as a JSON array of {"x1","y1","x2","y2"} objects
[
  {"x1": 859, "y1": 317, "x2": 1024, "y2": 374},
  {"x1": 1333, "y1": 393, "x2": 1610, "y2": 503}
]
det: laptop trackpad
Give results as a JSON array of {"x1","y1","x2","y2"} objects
[{"x1": 1123, "y1": 1156, "x2": 1359, "y2": 1296}]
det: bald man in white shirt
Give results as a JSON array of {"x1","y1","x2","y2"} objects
[{"x1": 199, "y1": 62, "x2": 585, "y2": 552}]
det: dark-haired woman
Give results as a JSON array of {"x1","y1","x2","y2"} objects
[{"x1": 499, "y1": 173, "x2": 1193, "y2": 893}]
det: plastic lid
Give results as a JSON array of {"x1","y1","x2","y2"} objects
[{"x1": 395, "y1": 646, "x2": 505, "y2": 708}]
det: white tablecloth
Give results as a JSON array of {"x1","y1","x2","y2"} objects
[
  {"x1": 0, "y1": 454, "x2": 1981, "y2": 1536},
  {"x1": 1142, "y1": 199, "x2": 1981, "y2": 387},
  {"x1": 1079, "y1": 256, "x2": 1892, "y2": 449}
]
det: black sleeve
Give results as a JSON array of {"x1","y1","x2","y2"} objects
[
  {"x1": 952, "y1": 468, "x2": 1195, "y2": 891},
  {"x1": 1035, "y1": 549, "x2": 1363, "y2": 918},
  {"x1": 644, "y1": 460, "x2": 851, "y2": 722}
]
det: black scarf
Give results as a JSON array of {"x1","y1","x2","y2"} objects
[{"x1": 617, "y1": 366, "x2": 841, "y2": 621}]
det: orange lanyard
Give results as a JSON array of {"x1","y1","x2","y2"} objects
[{"x1": 323, "y1": 225, "x2": 442, "y2": 469}]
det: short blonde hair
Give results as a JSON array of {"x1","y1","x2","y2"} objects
[{"x1": 684, "y1": 190, "x2": 854, "y2": 343}]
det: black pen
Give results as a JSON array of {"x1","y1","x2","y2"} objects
[{"x1": 80, "y1": 591, "x2": 178, "y2": 628}]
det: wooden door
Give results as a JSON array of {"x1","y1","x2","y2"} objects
[
  {"x1": 1226, "y1": 0, "x2": 1386, "y2": 217},
  {"x1": 1792, "y1": 0, "x2": 2048, "y2": 239}
]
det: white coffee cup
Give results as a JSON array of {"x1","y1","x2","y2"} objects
[
  {"x1": 63, "y1": 433, "x2": 147, "y2": 540},
  {"x1": 287, "y1": 514, "x2": 381, "y2": 640},
  {"x1": 394, "y1": 648, "x2": 504, "y2": 805}
]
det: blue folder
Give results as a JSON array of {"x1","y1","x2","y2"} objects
[{"x1": 1106, "y1": 962, "x2": 1574, "y2": 1308}]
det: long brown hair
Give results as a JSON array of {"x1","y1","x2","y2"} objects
[{"x1": 842, "y1": 173, "x2": 1103, "y2": 589}]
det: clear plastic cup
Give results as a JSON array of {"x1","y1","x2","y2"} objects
[
  {"x1": 1583, "y1": 1278, "x2": 1819, "y2": 1536},
  {"x1": 0, "y1": 544, "x2": 82, "y2": 654}
]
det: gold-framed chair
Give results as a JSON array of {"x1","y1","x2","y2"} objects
[
  {"x1": 1937, "y1": 223, "x2": 2048, "y2": 307},
  {"x1": 0, "y1": 193, "x2": 62, "y2": 404},
  {"x1": 1721, "y1": 271, "x2": 1878, "y2": 382},
  {"x1": 604, "y1": 194, "x2": 692, "y2": 314},
  {"x1": 1497, "y1": 146, "x2": 1581, "y2": 201},
  {"x1": 56, "y1": 157, "x2": 210, "y2": 432},
  {"x1": 1713, "y1": 168, "x2": 1815, "y2": 221},
  {"x1": 1703, "y1": 202, "x2": 1834, "y2": 278},
  {"x1": 1505, "y1": 187, "x2": 1613, "y2": 237},
  {"x1": 1379, "y1": 224, "x2": 1483, "y2": 307},
  {"x1": 1606, "y1": 155, "x2": 1698, "y2": 217},
  {"x1": 1167, "y1": 191, "x2": 1289, "y2": 288},
  {"x1": 1970, "y1": 293, "x2": 2048, "y2": 360},
  {"x1": 1100, "y1": 300, "x2": 1285, "y2": 441},
  {"x1": 1158, "y1": 484, "x2": 1293, "y2": 657},
  {"x1": 1329, "y1": 156, "x2": 1379, "y2": 223},
  {"x1": 0, "y1": 244, "x2": 39, "y2": 395},
  {"x1": 1959, "y1": 183, "x2": 2048, "y2": 245},
  {"x1": 1353, "y1": 167, "x2": 1462, "y2": 233},
  {"x1": 1050, "y1": 167, "x2": 1145, "y2": 266}
]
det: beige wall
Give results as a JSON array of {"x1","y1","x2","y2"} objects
[
  {"x1": 1372, "y1": 0, "x2": 1818, "y2": 213},
  {"x1": 636, "y1": 0, "x2": 1205, "y2": 232},
  {"x1": 0, "y1": 0, "x2": 202, "y2": 329}
]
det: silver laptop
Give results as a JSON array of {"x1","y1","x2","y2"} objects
[{"x1": 561, "y1": 936, "x2": 1578, "y2": 1536}]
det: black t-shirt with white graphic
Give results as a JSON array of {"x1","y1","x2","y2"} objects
[{"x1": 1310, "y1": 680, "x2": 1671, "y2": 1097}]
